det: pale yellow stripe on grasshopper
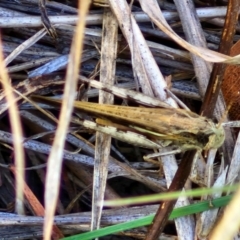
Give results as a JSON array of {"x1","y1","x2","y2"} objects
[{"x1": 80, "y1": 119, "x2": 162, "y2": 149}]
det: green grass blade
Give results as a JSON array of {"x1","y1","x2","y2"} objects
[{"x1": 62, "y1": 195, "x2": 232, "y2": 240}]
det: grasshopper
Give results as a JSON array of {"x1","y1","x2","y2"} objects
[{"x1": 31, "y1": 95, "x2": 225, "y2": 154}]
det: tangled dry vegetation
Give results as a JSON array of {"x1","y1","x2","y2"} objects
[{"x1": 0, "y1": 0, "x2": 240, "y2": 239}]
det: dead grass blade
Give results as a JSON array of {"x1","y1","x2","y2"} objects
[
  {"x1": 4, "y1": 28, "x2": 47, "y2": 66},
  {"x1": 108, "y1": 0, "x2": 177, "y2": 106},
  {"x1": 91, "y1": 8, "x2": 118, "y2": 230},
  {"x1": 43, "y1": 1, "x2": 91, "y2": 239},
  {"x1": 79, "y1": 75, "x2": 173, "y2": 108},
  {"x1": 139, "y1": 0, "x2": 240, "y2": 64},
  {"x1": 0, "y1": 34, "x2": 25, "y2": 214}
]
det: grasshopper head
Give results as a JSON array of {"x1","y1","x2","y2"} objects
[{"x1": 205, "y1": 124, "x2": 225, "y2": 150}]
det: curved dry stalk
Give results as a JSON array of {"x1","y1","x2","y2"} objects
[
  {"x1": 139, "y1": 0, "x2": 240, "y2": 65},
  {"x1": 0, "y1": 35, "x2": 25, "y2": 214},
  {"x1": 43, "y1": 1, "x2": 91, "y2": 239}
]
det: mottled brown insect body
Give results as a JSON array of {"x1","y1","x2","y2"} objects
[{"x1": 32, "y1": 96, "x2": 225, "y2": 152}]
